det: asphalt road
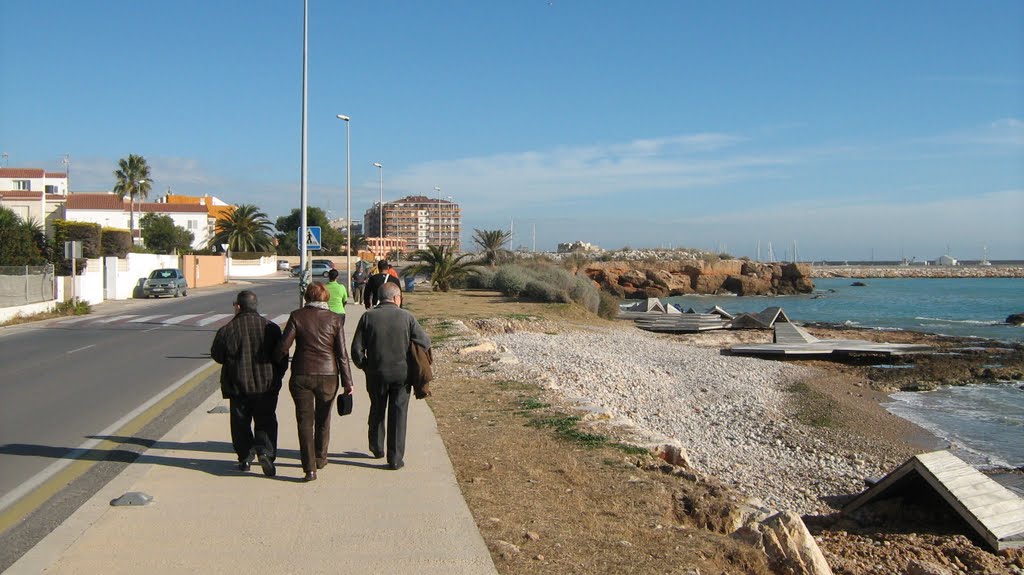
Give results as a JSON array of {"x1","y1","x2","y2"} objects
[{"x1": 0, "y1": 276, "x2": 302, "y2": 507}]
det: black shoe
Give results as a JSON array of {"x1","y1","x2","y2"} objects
[
  {"x1": 370, "y1": 450, "x2": 384, "y2": 459},
  {"x1": 238, "y1": 460, "x2": 251, "y2": 472},
  {"x1": 257, "y1": 452, "x2": 276, "y2": 477},
  {"x1": 304, "y1": 471, "x2": 317, "y2": 482},
  {"x1": 388, "y1": 461, "x2": 404, "y2": 471},
  {"x1": 316, "y1": 460, "x2": 327, "y2": 470}
]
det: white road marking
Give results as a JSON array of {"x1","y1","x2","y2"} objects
[
  {"x1": 67, "y1": 344, "x2": 96, "y2": 354},
  {"x1": 196, "y1": 314, "x2": 232, "y2": 326},
  {"x1": 56, "y1": 316, "x2": 92, "y2": 324},
  {"x1": 142, "y1": 326, "x2": 164, "y2": 333},
  {"x1": 160, "y1": 314, "x2": 202, "y2": 325},
  {"x1": 0, "y1": 360, "x2": 216, "y2": 515},
  {"x1": 90, "y1": 315, "x2": 139, "y2": 324},
  {"x1": 128, "y1": 315, "x2": 170, "y2": 323}
]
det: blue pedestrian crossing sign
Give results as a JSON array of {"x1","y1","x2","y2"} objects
[{"x1": 301, "y1": 226, "x2": 322, "y2": 250}]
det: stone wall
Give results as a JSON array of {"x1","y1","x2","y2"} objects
[
  {"x1": 812, "y1": 265, "x2": 1024, "y2": 279},
  {"x1": 582, "y1": 260, "x2": 814, "y2": 298}
]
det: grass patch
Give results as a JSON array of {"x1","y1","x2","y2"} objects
[
  {"x1": 787, "y1": 381, "x2": 839, "y2": 428},
  {"x1": 526, "y1": 413, "x2": 611, "y2": 448},
  {"x1": 516, "y1": 397, "x2": 549, "y2": 411}
]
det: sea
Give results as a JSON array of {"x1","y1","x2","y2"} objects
[{"x1": 663, "y1": 277, "x2": 1024, "y2": 469}]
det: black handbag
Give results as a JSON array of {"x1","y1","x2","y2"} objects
[{"x1": 336, "y1": 393, "x2": 353, "y2": 416}]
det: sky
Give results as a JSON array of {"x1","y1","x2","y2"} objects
[{"x1": 1, "y1": 1, "x2": 1022, "y2": 261}]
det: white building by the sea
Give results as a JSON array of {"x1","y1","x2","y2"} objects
[{"x1": 934, "y1": 254, "x2": 959, "y2": 266}]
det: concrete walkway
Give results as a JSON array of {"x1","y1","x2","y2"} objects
[{"x1": 8, "y1": 305, "x2": 498, "y2": 575}]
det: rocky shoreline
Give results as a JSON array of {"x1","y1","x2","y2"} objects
[
  {"x1": 811, "y1": 265, "x2": 1024, "y2": 279},
  {"x1": 437, "y1": 315, "x2": 1024, "y2": 574}
]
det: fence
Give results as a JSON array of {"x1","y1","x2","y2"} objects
[{"x1": 0, "y1": 265, "x2": 56, "y2": 309}]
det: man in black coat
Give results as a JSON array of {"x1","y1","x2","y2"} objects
[
  {"x1": 362, "y1": 259, "x2": 402, "y2": 309},
  {"x1": 211, "y1": 290, "x2": 288, "y2": 476},
  {"x1": 351, "y1": 283, "x2": 431, "y2": 470}
]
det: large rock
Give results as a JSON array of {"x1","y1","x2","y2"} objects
[
  {"x1": 584, "y1": 260, "x2": 814, "y2": 298},
  {"x1": 732, "y1": 510, "x2": 833, "y2": 575},
  {"x1": 1006, "y1": 313, "x2": 1024, "y2": 326}
]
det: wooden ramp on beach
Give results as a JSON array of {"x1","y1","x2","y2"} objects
[
  {"x1": 729, "y1": 323, "x2": 933, "y2": 357},
  {"x1": 844, "y1": 450, "x2": 1024, "y2": 551},
  {"x1": 634, "y1": 313, "x2": 727, "y2": 333}
]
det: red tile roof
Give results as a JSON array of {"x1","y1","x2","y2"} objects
[
  {"x1": 0, "y1": 168, "x2": 68, "y2": 179},
  {"x1": 0, "y1": 191, "x2": 66, "y2": 201},
  {"x1": 65, "y1": 193, "x2": 208, "y2": 213}
]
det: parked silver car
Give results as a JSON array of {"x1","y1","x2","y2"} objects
[
  {"x1": 290, "y1": 262, "x2": 332, "y2": 278},
  {"x1": 142, "y1": 268, "x2": 188, "y2": 298}
]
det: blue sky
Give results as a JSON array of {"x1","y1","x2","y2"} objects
[{"x1": 2, "y1": 1, "x2": 1021, "y2": 260}]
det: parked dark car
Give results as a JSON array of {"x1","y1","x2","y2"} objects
[
  {"x1": 312, "y1": 259, "x2": 335, "y2": 269},
  {"x1": 142, "y1": 268, "x2": 188, "y2": 298}
]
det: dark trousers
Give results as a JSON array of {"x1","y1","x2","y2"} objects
[
  {"x1": 352, "y1": 284, "x2": 364, "y2": 303},
  {"x1": 289, "y1": 374, "x2": 339, "y2": 472},
  {"x1": 229, "y1": 392, "x2": 279, "y2": 462},
  {"x1": 366, "y1": 376, "x2": 411, "y2": 468}
]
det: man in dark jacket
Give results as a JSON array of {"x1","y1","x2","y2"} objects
[
  {"x1": 351, "y1": 282, "x2": 431, "y2": 470},
  {"x1": 211, "y1": 290, "x2": 288, "y2": 476},
  {"x1": 362, "y1": 259, "x2": 401, "y2": 309}
]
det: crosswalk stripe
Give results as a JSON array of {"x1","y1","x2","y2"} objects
[
  {"x1": 129, "y1": 315, "x2": 170, "y2": 323},
  {"x1": 56, "y1": 316, "x2": 92, "y2": 324},
  {"x1": 196, "y1": 314, "x2": 233, "y2": 326},
  {"x1": 161, "y1": 314, "x2": 202, "y2": 325},
  {"x1": 91, "y1": 315, "x2": 139, "y2": 324},
  {"x1": 270, "y1": 314, "x2": 290, "y2": 325}
]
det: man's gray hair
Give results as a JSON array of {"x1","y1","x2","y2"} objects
[{"x1": 380, "y1": 282, "x2": 401, "y2": 302}]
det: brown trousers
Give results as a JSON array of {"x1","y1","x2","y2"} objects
[{"x1": 289, "y1": 374, "x2": 339, "y2": 472}]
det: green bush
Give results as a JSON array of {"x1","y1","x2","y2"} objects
[
  {"x1": 55, "y1": 299, "x2": 92, "y2": 315},
  {"x1": 53, "y1": 220, "x2": 102, "y2": 258},
  {"x1": 493, "y1": 265, "x2": 531, "y2": 296},
  {"x1": 465, "y1": 267, "x2": 496, "y2": 289},
  {"x1": 597, "y1": 291, "x2": 621, "y2": 320},
  {"x1": 100, "y1": 228, "x2": 133, "y2": 257}
]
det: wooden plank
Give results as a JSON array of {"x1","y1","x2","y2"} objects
[{"x1": 992, "y1": 519, "x2": 1024, "y2": 541}]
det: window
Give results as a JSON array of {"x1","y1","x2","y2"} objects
[
  {"x1": 45, "y1": 185, "x2": 58, "y2": 195},
  {"x1": 14, "y1": 180, "x2": 30, "y2": 191},
  {"x1": 187, "y1": 219, "x2": 197, "y2": 230}
]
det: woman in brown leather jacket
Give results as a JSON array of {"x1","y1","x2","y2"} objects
[{"x1": 279, "y1": 282, "x2": 354, "y2": 481}]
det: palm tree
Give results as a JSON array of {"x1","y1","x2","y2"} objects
[
  {"x1": 472, "y1": 228, "x2": 512, "y2": 267},
  {"x1": 209, "y1": 204, "x2": 276, "y2": 252},
  {"x1": 344, "y1": 233, "x2": 368, "y2": 255},
  {"x1": 112, "y1": 154, "x2": 152, "y2": 234},
  {"x1": 402, "y1": 244, "x2": 477, "y2": 292}
]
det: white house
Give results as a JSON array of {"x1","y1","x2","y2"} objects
[
  {"x1": 65, "y1": 193, "x2": 212, "y2": 250},
  {"x1": 934, "y1": 254, "x2": 959, "y2": 266},
  {"x1": 0, "y1": 167, "x2": 69, "y2": 196},
  {"x1": 0, "y1": 168, "x2": 70, "y2": 237}
]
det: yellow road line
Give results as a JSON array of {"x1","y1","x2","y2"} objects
[{"x1": 0, "y1": 363, "x2": 219, "y2": 534}]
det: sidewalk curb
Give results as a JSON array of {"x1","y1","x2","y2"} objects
[{"x1": 6, "y1": 386, "x2": 223, "y2": 574}]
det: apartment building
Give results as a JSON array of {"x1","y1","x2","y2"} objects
[{"x1": 363, "y1": 195, "x2": 461, "y2": 253}]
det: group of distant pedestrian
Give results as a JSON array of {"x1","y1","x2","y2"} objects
[{"x1": 210, "y1": 259, "x2": 430, "y2": 482}]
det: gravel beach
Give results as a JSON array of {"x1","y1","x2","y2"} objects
[{"x1": 466, "y1": 321, "x2": 924, "y2": 515}]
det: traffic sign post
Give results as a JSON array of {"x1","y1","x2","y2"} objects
[{"x1": 299, "y1": 226, "x2": 322, "y2": 251}]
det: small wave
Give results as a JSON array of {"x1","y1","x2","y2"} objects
[
  {"x1": 842, "y1": 320, "x2": 860, "y2": 326},
  {"x1": 915, "y1": 316, "x2": 1002, "y2": 326}
]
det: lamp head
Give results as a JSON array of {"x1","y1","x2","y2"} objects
[
  {"x1": 337, "y1": 114, "x2": 350, "y2": 121},
  {"x1": 373, "y1": 162, "x2": 382, "y2": 168}
]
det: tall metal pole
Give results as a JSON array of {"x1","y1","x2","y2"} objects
[
  {"x1": 337, "y1": 115, "x2": 351, "y2": 293},
  {"x1": 298, "y1": 0, "x2": 309, "y2": 307},
  {"x1": 434, "y1": 186, "x2": 441, "y2": 247},
  {"x1": 373, "y1": 162, "x2": 383, "y2": 251}
]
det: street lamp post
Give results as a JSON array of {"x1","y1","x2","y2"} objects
[
  {"x1": 373, "y1": 162, "x2": 383, "y2": 252},
  {"x1": 337, "y1": 114, "x2": 351, "y2": 293}
]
